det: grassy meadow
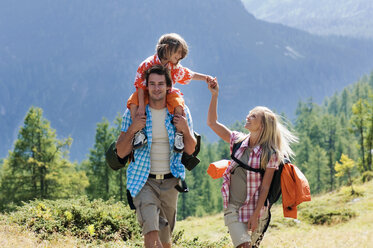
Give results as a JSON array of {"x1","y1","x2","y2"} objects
[{"x1": 1, "y1": 180, "x2": 372, "y2": 248}]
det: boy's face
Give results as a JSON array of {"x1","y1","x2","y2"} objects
[
  {"x1": 169, "y1": 46, "x2": 183, "y2": 64},
  {"x1": 147, "y1": 73, "x2": 170, "y2": 103}
]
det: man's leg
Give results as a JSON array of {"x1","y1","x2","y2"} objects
[
  {"x1": 144, "y1": 230, "x2": 163, "y2": 248},
  {"x1": 159, "y1": 178, "x2": 179, "y2": 247}
]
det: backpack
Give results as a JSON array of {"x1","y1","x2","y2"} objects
[{"x1": 230, "y1": 141, "x2": 290, "y2": 206}]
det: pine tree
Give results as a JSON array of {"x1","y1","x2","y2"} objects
[
  {"x1": 84, "y1": 118, "x2": 117, "y2": 200},
  {"x1": 0, "y1": 107, "x2": 88, "y2": 210},
  {"x1": 306, "y1": 145, "x2": 329, "y2": 193},
  {"x1": 351, "y1": 98, "x2": 369, "y2": 171}
]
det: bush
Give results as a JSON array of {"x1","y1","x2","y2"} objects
[
  {"x1": 300, "y1": 207, "x2": 356, "y2": 225},
  {"x1": 172, "y1": 229, "x2": 230, "y2": 248},
  {"x1": 361, "y1": 171, "x2": 373, "y2": 183},
  {"x1": 8, "y1": 197, "x2": 141, "y2": 241}
]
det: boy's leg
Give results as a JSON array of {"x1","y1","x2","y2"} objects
[
  {"x1": 129, "y1": 101, "x2": 147, "y2": 149},
  {"x1": 173, "y1": 106, "x2": 184, "y2": 153}
]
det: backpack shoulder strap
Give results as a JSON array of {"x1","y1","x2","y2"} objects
[{"x1": 231, "y1": 141, "x2": 264, "y2": 174}]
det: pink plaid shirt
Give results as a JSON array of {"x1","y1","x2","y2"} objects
[{"x1": 221, "y1": 131, "x2": 278, "y2": 222}]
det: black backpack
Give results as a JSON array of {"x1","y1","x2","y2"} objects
[{"x1": 230, "y1": 141, "x2": 290, "y2": 206}]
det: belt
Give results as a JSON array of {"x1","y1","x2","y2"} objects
[{"x1": 148, "y1": 173, "x2": 174, "y2": 180}]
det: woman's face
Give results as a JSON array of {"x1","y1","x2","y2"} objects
[{"x1": 244, "y1": 109, "x2": 263, "y2": 133}]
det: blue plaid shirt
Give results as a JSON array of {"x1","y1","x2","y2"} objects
[{"x1": 121, "y1": 105, "x2": 194, "y2": 197}]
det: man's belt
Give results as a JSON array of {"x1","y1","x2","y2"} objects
[{"x1": 149, "y1": 173, "x2": 174, "y2": 180}]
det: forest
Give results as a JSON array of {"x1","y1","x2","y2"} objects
[{"x1": 0, "y1": 72, "x2": 372, "y2": 221}]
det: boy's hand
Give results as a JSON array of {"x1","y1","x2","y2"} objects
[{"x1": 205, "y1": 75, "x2": 214, "y2": 84}]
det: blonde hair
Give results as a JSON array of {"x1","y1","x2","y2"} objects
[
  {"x1": 156, "y1": 33, "x2": 189, "y2": 62},
  {"x1": 251, "y1": 106, "x2": 298, "y2": 169}
]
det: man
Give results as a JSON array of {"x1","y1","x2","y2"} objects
[{"x1": 116, "y1": 64, "x2": 196, "y2": 248}]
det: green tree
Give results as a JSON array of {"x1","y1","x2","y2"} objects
[
  {"x1": 335, "y1": 154, "x2": 356, "y2": 193},
  {"x1": 0, "y1": 107, "x2": 88, "y2": 210},
  {"x1": 320, "y1": 114, "x2": 338, "y2": 190},
  {"x1": 84, "y1": 113, "x2": 126, "y2": 202},
  {"x1": 305, "y1": 145, "x2": 329, "y2": 193},
  {"x1": 351, "y1": 98, "x2": 370, "y2": 171},
  {"x1": 84, "y1": 118, "x2": 116, "y2": 200}
]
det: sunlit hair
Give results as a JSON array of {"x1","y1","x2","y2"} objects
[
  {"x1": 144, "y1": 64, "x2": 172, "y2": 88},
  {"x1": 156, "y1": 33, "x2": 188, "y2": 63},
  {"x1": 251, "y1": 106, "x2": 298, "y2": 169}
]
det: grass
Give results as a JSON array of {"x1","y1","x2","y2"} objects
[{"x1": 1, "y1": 180, "x2": 372, "y2": 247}]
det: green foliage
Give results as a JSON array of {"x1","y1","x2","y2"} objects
[
  {"x1": 305, "y1": 146, "x2": 329, "y2": 193},
  {"x1": 83, "y1": 114, "x2": 127, "y2": 202},
  {"x1": 361, "y1": 171, "x2": 373, "y2": 183},
  {"x1": 300, "y1": 207, "x2": 356, "y2": 225},
  {"x1": 8, "y1": 197, "x2": 141, "y2": 241},
  {"x1": 0, "y1": 107, "x2": 88, "y2": 211},
  {"x1": 172, "y1": 229, "x2": 230, "y2": 248},
  {"x1": 294, "y1": 76, "x2": 373, "y2": 193}
]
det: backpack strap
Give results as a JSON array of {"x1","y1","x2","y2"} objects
[{"x1": 231, "y1": 141, "x2": 264, "y2": 175}]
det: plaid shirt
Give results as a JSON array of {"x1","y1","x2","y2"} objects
[
  {"x1": 221, "y1": 131, "x2": 278, "y2": 222},
  {"x1": 134, "y1": 54, "x2": 195, "y2": 90},
  {"x1": 121, "y1": 105, "x2": 193, "y2": 197}
]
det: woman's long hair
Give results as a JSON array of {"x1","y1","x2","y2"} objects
[{"x1": 253, "y1": 106, "x2": 298, "y2": 169}]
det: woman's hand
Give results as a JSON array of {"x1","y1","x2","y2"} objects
[
  {"x1": 248, "y1": 213, "x2": 259, "y2": 231},
  {"x1": 208, "y1": 78, "x2": 219, "y2": 96}
]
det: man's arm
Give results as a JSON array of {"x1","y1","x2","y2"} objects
[{"x1": 116, "y1": 114, "x2": 146, "y2": 158}]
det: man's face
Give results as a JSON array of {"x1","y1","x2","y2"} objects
[{"x1": 147, "y1": 73, "x2": 170, "y2": 103}]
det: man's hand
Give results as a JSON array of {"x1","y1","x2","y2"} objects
[
  {"x1": 173, "y1": 114, "x2": 189, "y2": 134},
  {"x1": 130, "y1": 114, "x2": 146, "y2": 133}
]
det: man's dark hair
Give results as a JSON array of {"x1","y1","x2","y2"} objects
[{"x1": 145, "y1": 64, "x2": 172, "y2": 88}]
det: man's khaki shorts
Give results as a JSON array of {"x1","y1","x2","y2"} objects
[
  {"x1": 133, "y1": 177, "x2": 179, "y2": 244},
  {"x1": 224, "y1": 204, "x2": 270, "y2": 248}
]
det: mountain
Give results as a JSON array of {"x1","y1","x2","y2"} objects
[
  {"x1": 1, "y1": 0, "x2": 373, "y2": 161},
  {"x1": 241, "y1": 0, "x2": 373, "y2": 39}
]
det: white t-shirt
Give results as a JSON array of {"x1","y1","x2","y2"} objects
[{"x1": 149, "y1": 107, "x2": 171, "y2": 174}]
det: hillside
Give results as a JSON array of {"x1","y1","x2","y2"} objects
[
  {"x1": 2, "y1": 0, "x2": 373, "y2": 161},
  {"x1": 1, "y1": 180, "x2": 372, "y2": 247},
  {"x1": 241, "y1": 0, "x2": 373, "y2": 39}
]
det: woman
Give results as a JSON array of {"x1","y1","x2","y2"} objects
[{"x1": 207, "y1": 80, "x2": 298, "y2": 248}]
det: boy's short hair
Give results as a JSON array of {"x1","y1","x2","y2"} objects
[
  {"x1": 145, "y1": 65, "x2": 172, "y2": 88},
  {"x1": 156, "y1": 33, "x2": 189, "y2": 62}
]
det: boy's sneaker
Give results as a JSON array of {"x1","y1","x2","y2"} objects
[
  {"x1": 133, "y1": 130, "x2": 147, "y2": 149},
  {"x1": 173, "y1": 132, "x2": 184, "y2": 153}
]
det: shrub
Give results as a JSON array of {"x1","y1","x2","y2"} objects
[
  {"x1": 361, "y1": 171, "x2": 373, "y2": 183},
  {"x1": 8, "y1": 197, "x2": 141, "y2": 241},
  {"x1": 300, "y1": 207, "x2": 356, "y2": 225},
  {"x1": 172, "y1": 229, "x2": 230, "y2": 248}
]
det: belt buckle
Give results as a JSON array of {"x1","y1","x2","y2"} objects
[{"x1": 156, "y1": 174, "x2": 164, "y2": 180}]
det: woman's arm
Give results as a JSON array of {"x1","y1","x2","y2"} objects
[
  {"x1": 248, "y1": 167, "x2": 276, "y2": 231},
  {"x1": 207, "y1": 80, "x2": 231, "y2": 143}
]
